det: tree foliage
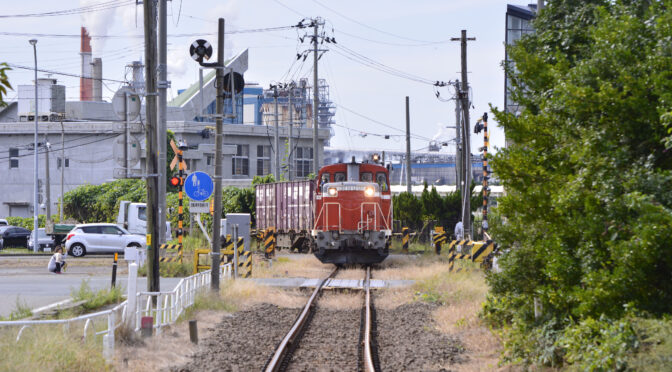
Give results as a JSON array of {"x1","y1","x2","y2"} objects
[
  {"x1": 0, "y1": 63, "x2": 11, "y2": 108},
  {"x1": 486, "y1": 0, "x2": 672, "y2": 367}
]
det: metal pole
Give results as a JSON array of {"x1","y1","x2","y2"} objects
[
  {"x1": 45, "y1": 132, "x2": 51, "y2": 221},
  {"x1": 274, "y1": 86, "x2": 280, "y2": 180},
  {"x1": 211, "y1": 18, "x2": 225, "y2": 291},
  {"x1": 405, "y1": 96, "x2": 412, "y2": 193},
  {"x1": 60, "y1": 121, "x2": 64, "y2": 222},
  {"x1": 143, "y1": 0, "x2": 160, "y2": 294},
  {"x1": 30, "y1": 39, "x2": 39, "y2": 252},
  {"x1": 288, "y1": 88, "x2": 293, "y2": 181},
  {"x1": 312, "y1": 19, "x2": 320, "y2": 175},
  {"x1": 158, "y1": 0, "x2": 168, "y2": 244},
  {"x1": 124, "y1": 92, "x2": 129, "y2": 178}
]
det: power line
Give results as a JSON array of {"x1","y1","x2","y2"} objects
[
  {"x1": 6, "y1": 63, "x2": 126, "y2": 83},
  {"x1": 0, "y1": 25, "x2": 297, "y2": 39},
  {"x1": 334, "y1": 103, "x2": 432, "y2": 141},
  {"x1": 0, "y1": 0, "x2": 134, "y2": 18},
  {"x1": 0, "y1": 133, "x2": 119, "y2": 161},
  {"x1": 312, "y1": 0, "x2": 450, "y2": 44}
]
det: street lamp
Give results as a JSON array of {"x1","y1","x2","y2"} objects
[{"x1": 29, "y1": 38, "x2": 39, "y2": 252}]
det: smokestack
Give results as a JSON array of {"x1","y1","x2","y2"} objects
[
  {"x1": 92, "y1": 58, "x2": 102, "y2": 101},
  {"x1": 80, "y1": 27, "x2": 93, "y2": 101}
]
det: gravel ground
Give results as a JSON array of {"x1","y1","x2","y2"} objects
[
  {"x1": 287, "y1": 299, "x2": 362, "y2": 371},
  {"x1": 377, "y1": 301, "x2": 463, "y2": 371},
  {"x1": 169, "y1": 303, "x2": 300, "y2": 372}
]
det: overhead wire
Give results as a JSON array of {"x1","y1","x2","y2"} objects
[{"x1": 0, "y1": 0, "x2": 134, "y2": 19}]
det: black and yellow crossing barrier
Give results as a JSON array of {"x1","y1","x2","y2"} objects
[
  {"x1": 402, "y1": 227, "x2": 410, "y2": 253},
  {"x1": 432, "y1": 227, "x2": 449, "y2": 255},
  {"x1": 159, "y1": 243, "x2": 183, "y2": 263},
  {"x1": 240, "y1": 250, "x2": 252, "y2": 278},
  {"x1": 445, "y1": 239, "x2": 497, "y2": 271},
  {"x1": 193, "y1": 248, "x2": 211, "y2": 273},
  {"x1": 264, "y1": 227, "x2": 276, "y2": 258}
]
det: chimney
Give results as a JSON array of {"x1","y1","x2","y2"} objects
[
  {"x1": 80, "y1": 27, "x2": 93, "y2": 101},
  {"x1": 92, "y1": 58, "x2": 102, "y2": 101}
]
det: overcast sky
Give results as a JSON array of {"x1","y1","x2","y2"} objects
[{"x1": 1, "y1": 0, "x2": 524, "y2": 155}]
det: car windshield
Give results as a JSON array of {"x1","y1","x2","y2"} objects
[
  {"x1": 138, "y1": 206, "x2": 147, "y2": 221},
  {"x1": 37, "y1": 229, "x2": 47, "y2": 238},
  {"x1": 0, "y1": 226, "x2": 9, "y2": 233}
]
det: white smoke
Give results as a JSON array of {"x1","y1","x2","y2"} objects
[{"x1": 79, "y1": 0, "x2": 119, "y2": 51}]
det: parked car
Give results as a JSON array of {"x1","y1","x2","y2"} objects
[
  {"x1": 0, "y1": 226, "x2": 31, "y2": 249},
  {"x1": 0, "y1": 219, "x2": 8, "y2": 226},
  {"x1": 65, "y1": 223, "x2": 145, "y2": 257},
  {"x1": 28, "y1": 228, "x2": 55, "y2": 252}
]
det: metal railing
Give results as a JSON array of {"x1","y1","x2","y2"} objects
[{"x1": 0, "y1": 263, "x2": 233, "y2": 361}]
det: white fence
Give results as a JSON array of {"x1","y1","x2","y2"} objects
[{"x1": 0, "y1": 263, "x2": 233, "y2": 360}]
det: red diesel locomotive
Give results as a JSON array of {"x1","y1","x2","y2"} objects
[
  {"x1": 255, "y1": 159, "x2": 392, "y2": 265},
  {"x1": 312, "y1": 160, "x2": 392, "y2": 264}
]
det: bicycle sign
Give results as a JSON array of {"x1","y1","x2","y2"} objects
[{"x1": 184, "y1": 171, "x2": 214, "y2": 201}]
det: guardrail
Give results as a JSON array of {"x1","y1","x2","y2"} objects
[{"x1": 0, "y1": 263, "x2": 233, "y2": 361}]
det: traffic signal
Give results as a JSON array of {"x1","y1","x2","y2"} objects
[{"x1": 170, "y1": 176, "x2": 180, "y2": 187}]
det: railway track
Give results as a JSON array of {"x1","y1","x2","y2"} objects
[{"x1": 264, "y1": 266, "x2": 381, "y2": 372}]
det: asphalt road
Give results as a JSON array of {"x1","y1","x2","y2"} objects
[{"x1": 0, "y1": 256, "x2": 181, "y2": 317}]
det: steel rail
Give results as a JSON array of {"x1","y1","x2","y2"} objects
[
  {"x1": 363, "y1": 266, "x2": 376, "y2": 372},
  {"x1": 264, "y1": 267, "x2": 339, "y2": 372}
]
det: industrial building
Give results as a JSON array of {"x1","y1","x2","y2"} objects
[{"x1": 0, "y1": 28, "x2": 331, "y2": 218}]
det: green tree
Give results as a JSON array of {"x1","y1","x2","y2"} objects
[
  {"x1": 0, "y1": 63, "x2": 11, "y2": 107},
  {"x1": 486, "y1": 1, "x2": 672, "y2": 367}
]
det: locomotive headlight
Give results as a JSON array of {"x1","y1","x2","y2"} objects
[
  {"x1": 327, "y1": 187, "x2": 338, "y2": 196},
  {"x1": 364, "y1": 186, "x2": 375, "y2": 197}
]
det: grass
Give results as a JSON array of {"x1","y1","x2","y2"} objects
[
  {"x1": 0, "y1": 248, "x2": 43, "y2": 254},
  {"x1": 0, "y1": 325, "x2": 110, "y2": 372},
  {"x1": 70, "y1": 280, "x2": 123, "y2": 312},
  {"x1": 0, "y1": 298, "x2": 33, "y2": 321}
]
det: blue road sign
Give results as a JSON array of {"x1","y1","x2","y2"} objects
[{"x1": 184, "y1": 171, "x2": 214, "y2": 201}]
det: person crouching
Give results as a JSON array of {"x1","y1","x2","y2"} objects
[{"x1": 48, "y1": 246, "x2": 66, "y2": 274}]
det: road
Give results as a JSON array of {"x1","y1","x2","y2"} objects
[{"x1": 0, "y1": 256, "x2": 181, "y2": 317}]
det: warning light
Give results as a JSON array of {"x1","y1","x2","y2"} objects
[{"x1": 170, "y1": 176, "x2": 180, "y2": 187}]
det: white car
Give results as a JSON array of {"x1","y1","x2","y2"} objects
[{"x1": 65, "y1": 223, "x2": 145, "y2": 257}]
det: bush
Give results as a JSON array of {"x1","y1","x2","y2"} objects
[{"x1": 71, "y1": 280, "x2": 123, "y2": 311}]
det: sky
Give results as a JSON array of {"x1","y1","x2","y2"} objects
[{"x1": 0, "y1": 0, "x2": 525, "y2": 156}]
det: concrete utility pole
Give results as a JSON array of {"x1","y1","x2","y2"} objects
[
  {"x1": 405, "y1": 96, "x2": 412, "y2": 193},
  {"x1": 44, "y1": 133, "x2": 51, "y2": 221},
  {"x1": 143, "y1": 0, "x2": 160, "y2": 293},
  {"x1": 454, "y1": 81, "x2": 462, "y2": 188},
  {"x1": 211, "y1": 18, "x2": 225, "y2": 291},
  {"x1": 30, "y1": 39, "x2": 38, "y2": 252},
  {"x1": 312, "y1": 18, "x2": 320, "y2": 175},
  {"x1": 274, "y1": 86, "x2": 280, "y2": 180},
  {"x1": 60, "y1": 121, "x2": 64, "y2": 222},
  {"x1": 451, "y1": 30, "x2": 475, "y2": 240},
  {"x1": 157, "y1": 0, "x2": 168, "y2": 244},
  {"x1": 288, "y1": 87, "x2": 293, "y2": 180}
]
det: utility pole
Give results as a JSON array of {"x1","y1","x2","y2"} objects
[
  {"x1": 451, "y1": 30, "x2": 475, "y2": 240},
  {"x1": 288, "y1": 86, "x2": 293, "y2": 180},
  {"x1": 143, "y1": 0, "x2": 160, "y2": 294},
  {"x1": 60, "y1": 121, "x2": 64, "y2": 222},
  {"x1": 211, "y1": 18, "x2": 225, "y2": 291},
  {"x1": 30, "y1": 39, "x2": 38, "y2": 252},
  {"x1": 405, "y1": 96, "x2": 412, "y2": 193},
  {"x1": 312, "y1": 18, "x2": 321, "y2": 175},
  {"x1": 44, "y1": 132, "x2": 51, "y2": 221},
  {"x1": 454, "y1": 81, "x2": 461, "y2": 188},
  {"x1": 274, "y1": 86, "x2": 280, "y2": 180},
  {"x1": 157, "y1": 0, "x2": 168, "y2": 244}
]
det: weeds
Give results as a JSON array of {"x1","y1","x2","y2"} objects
[
  {"x1": 0, "y1": 298, "x2": 33, "y2": 321},
  {"x1": 71, "y1": 280, "x2": 123, "y2": 311}
]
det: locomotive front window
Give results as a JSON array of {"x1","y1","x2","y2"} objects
[
  {"x1": 360, "y1": 172, "x2": 373, "y2": 182},
  {"x1": 376, "y1": 172, "x2": 389, "y2": 192},
  {"x1": 334, "y1": 172, "x2": 346, "y2": 182},
  {"x1": 321, "y1": 173, "x2": 330, "y2": 185}
]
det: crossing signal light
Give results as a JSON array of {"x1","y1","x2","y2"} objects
[{"x1": 170, "y1": 176, "x2": 180, "y2": 187}]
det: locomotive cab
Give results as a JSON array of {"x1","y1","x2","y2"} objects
[{"x1": 312, "y1": 161, "x2": 392, "y2": 264}]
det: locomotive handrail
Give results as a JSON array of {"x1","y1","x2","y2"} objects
[
  {"x1": 313, "y1": 202, "x2": 342, "y2": 232},
  {"x1": 360, "y1": 202, "x2": 378, "y2": 232}
]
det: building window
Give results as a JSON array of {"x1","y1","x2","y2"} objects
[
  {"x1": 57, "y1": 157, "x2": 69, "y2": 169},
  {"x1": 9, "y1": 148, "x2": 19, "y2": 169},
  {"x1": 256, "y1": 145, "x2": 271, "y2": 176},
  {"x1": 295, "y1": 146, "x2": 313, "y2": 178},
  {"x1": 232, "y1": 144, "x2": 249, "y2": 176},
  {"x1": 206, "y1": 154, "x2": 213, "y2": 166}
]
